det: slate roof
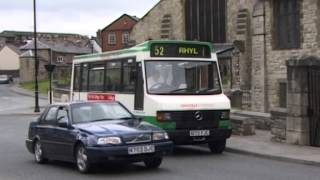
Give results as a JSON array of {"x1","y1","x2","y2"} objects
[
  {"x1": 101, "y1": 14, "x2": 139, "y2": 32},
  {"x1": 19, "y1": 39, "x2": 94, "y2": 54}
]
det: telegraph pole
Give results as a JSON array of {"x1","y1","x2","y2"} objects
[{"x1": 34, "y1": 0, "x2": 40, "y2": 112}]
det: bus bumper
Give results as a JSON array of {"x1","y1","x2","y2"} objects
[{"x1": 166, "y1": 129, "x2": 232, "y2": 145}]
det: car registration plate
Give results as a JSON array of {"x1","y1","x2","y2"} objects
[
  {"x1": 128, "y1": 145, "x2": 155, "y2": 155},
  {"x1": 190, "y1": 130, "x2": 210, "y2": 137}
]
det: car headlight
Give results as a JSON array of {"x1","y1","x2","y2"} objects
[
  {"x1": 97, "y1": 137, "x2": 122, "y2": 145},
  {"x1": 153, "y1": 132, "x2": 169, "y2": 141}
]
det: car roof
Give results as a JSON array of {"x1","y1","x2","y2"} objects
[{"x1": 50, "y1": 100, "x2": 119, "y2": 107}]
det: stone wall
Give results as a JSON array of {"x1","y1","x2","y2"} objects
[
  {"x1": 270, "y1": 108, "x2": 287, "y2": 142},
  {"x1": 130, "y1": 0, "x2": 186, "y2": 44}
]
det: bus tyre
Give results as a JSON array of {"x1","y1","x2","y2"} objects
[
  {"x1": 144, "y1": 157, "x2": 162, "y2": 169},
  {"x1": 208, "y1": 139, "x2": 226, "y2": 154}
]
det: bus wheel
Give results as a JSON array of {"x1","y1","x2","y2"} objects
[{"x1": 208, "y1": 140, "x2": 226, "y2": 154}]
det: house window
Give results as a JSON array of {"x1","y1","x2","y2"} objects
[
  {"x1": 279, "y1": 82, "x2": 287, "y2": 108},
  {"x1": 185, "y1": 0, "x2": 226, "y2": 43},
  {"x1": 274, "y1": 0, "x2": 300, "y2": 49},
  {"x1": 122, "y1": 32, "x2": 129, "y2": 44},
  {"x1": 108, "y1": 32, "x2": 116, "y2": 45},
  {"x1": 57, "y1": 56, "x2": 64, "y2": 63}
]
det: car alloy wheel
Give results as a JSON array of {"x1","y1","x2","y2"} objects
[
  {"x1": 34, "y1": 140, "x2": 47, "y2": 163},
  {"x1": 76, "y1": 145, "x2": 90, "y2": 173}
]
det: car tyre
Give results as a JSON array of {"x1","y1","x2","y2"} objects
[
  {"x1": 144, "y1": 157, "x2": 162, "y2": 169},
  {"x1": 75, "y1": 144, "x2": 91, "y2": 173},
  {"x1": 34, "y1": 140, "x2": 48, "y2": 164},
  {"x1": 208, "y1": 139, "x2": 226, "y2": 154}
]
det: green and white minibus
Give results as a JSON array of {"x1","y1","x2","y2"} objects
[{"x1": 71, "y1": 40, "x2": 231, "y2": 153}]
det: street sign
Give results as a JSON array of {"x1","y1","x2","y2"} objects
[{"x1": 44, "y1": 64, "x2": 56, "y2": 72}]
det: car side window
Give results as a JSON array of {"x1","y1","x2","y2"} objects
[
  {"x1": 43, "y1": 107, "x2": 58, "y2": 124},
  {"x1": 57, "y1": 108, "x2": 69, "y2": 124}
]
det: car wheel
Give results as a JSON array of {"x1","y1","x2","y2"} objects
[
  {"x1": 208, "y1": 139, "x2": 226, "y2": 154},
  {"x1": 34, "y1": 140, "x2": 47, "y2": 163},
  {"x1": 144, "y1": 157, "x2": 162, "y2": 169},
  {"x1": 76, "y1": 144, "x2": 91, "y2": 173}
]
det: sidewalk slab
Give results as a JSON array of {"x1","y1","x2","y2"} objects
[{"x1": 226, "y1": 130, "x2": 320, "y2": 166}]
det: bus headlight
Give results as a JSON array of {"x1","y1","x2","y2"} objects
[
  {"x1": 220, "y1": 111, "x2": 230, "y2": 120},
  {"x1": 97, "y1": 137, "x2": 122, "y2": 145},
  {"x1": 156, "y1": 112, "x2": 171, "y2": 122},
  {"x1": 153, "y1": 132, "x2": 169, "y2": 141}
]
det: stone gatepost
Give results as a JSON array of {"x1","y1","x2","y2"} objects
[{"x1": 286, "y1": 56, "x2": 320, "y2": 145}]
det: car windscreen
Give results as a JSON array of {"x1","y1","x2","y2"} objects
[
  {"x1": 71, "y1": 102, "x2": 133, "y2": 124},
  {"x1": 145, "y1": 60, "x2": 221, "y2": 95}
]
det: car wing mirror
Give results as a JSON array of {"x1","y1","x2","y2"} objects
[{"x1": 57, "y1": 116, "x2": 69, "y2": 128}]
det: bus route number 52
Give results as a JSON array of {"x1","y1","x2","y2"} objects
[{"x1": 154, "y1": 46, "x2": 164, "y2": 56}]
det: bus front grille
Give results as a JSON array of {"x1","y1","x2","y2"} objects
[{"x1": 167, "y1": 110, "x2": 220, "y2": 130}]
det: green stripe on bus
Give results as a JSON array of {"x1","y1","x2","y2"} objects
[
  {"x1": 143, "y1": 116, "x2": 176, "y2": 130},
  {"x1": 219, "y1": 120, "x2": 231, "y2": 129}
]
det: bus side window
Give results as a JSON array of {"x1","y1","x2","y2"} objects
[
  {"x1": 80, "y1": 63, "x2": 88, "y2": 92},
  {"x1": 73, "y1": 65, "x2": 81, "y2": 92},
  {"x1": 106, "y1": 61, "x2": 121, "y2": 92},
  {"x1": 122, "y1": 59, "x2": 135, "y2": 93},
  {"x1": 88, "y1": 63, "x2": 105, "y2": 92}
]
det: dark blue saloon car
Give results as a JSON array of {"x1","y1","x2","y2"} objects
[{"x1": 26, "y1": 101, "x2": 173, "y2": 173}]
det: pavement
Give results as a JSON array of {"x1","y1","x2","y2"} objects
[
  {"x1": 227, "y1": 130, "x2": 320, "y2": 167},
  {"x1": 2, "y1": 84, "x2": 320, "y2": 168}
]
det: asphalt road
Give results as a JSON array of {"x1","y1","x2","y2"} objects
[
  {"x1": 0, "y1": 84, "x2": 46, "y2": 114},
  {"x1": 1, "y1": 84, "x2": 320, "y2": 180},
  {"x1": 0, "y1": 114, "x2": 319, "y2": 180}
]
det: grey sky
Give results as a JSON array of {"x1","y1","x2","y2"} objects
[{"x1": 0, "y1": 0, "x2": 160, "y2": 36}]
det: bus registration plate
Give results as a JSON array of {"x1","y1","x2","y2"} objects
[
  {"x1": 190, "y1": 130, "x2": 210, "y2": 137},
  {"x1": 128, "y1": 145, "x2": 155, "y2": 155}
]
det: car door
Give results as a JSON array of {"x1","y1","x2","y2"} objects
[
  {"x1": 52, "y1": 106, "x2": 77, "y2": 161},
  {"x1": 37, "y1": 106, "x2": 59, "y2": 158}
]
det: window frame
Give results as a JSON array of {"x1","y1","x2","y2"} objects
[
  {"x1": 273, "y1": 0, "x2": 301, "y2": 49},
  {"x1": 108, "y1": 32, "x2": 117, "y2": 45},
  {"x1": 122, "y1": 32, "x2": 130, "y2": 44}
]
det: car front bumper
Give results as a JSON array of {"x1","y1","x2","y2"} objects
[
  {"x1": 167, "y1": 129, "x2": 232, "y2": 145},
  {"x1": 26, "y1": 139, "x2": 34, "y2": 153},
  {"x1": 86, "y1": 141, "x2": 173, "y2": 163}
]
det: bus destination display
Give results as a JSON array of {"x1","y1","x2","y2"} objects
[{"x1": 150, "y1": 43, "x2": 211, "y2": 58}]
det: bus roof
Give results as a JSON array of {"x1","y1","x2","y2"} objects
[{"x1": 74, "y1": 40, "x2": 214, "y2": 60}]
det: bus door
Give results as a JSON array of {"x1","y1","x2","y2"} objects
[{"x1": 134, "y1": 62, "x2": 144, "y2": 110}]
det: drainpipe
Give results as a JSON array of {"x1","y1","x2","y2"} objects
[{"x1": 263, "y1": 0, "x2": 269, "y2": 112}]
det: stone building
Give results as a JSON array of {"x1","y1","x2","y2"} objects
[
  {"x1": 19, "y1": 39, "x2": 94, "y2": 83},
  {"x1": 130, "y1": 0, "x2": 320, "y2": 114}
]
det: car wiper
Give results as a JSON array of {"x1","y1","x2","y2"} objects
[
  {"x1": 117, "y1": 117, "x2": 134, "y2": 120},
  {"x1": 91, "y1": 118, "x2": 114, "y2": 122}
]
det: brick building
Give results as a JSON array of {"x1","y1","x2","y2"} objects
[
  {"x1": 130, "y1": 0, "x2": 320, "y2": 114},
  {"x1": 98, "y1": 14, "x2": 139, "y2": 52}
]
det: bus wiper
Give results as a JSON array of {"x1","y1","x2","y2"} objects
[
  {"x1": 170, "y1": 88, "x2": 188, "y2": 93},
  {"x1": 198, "y1": 88, "x2": 221, "y2": 93}
]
